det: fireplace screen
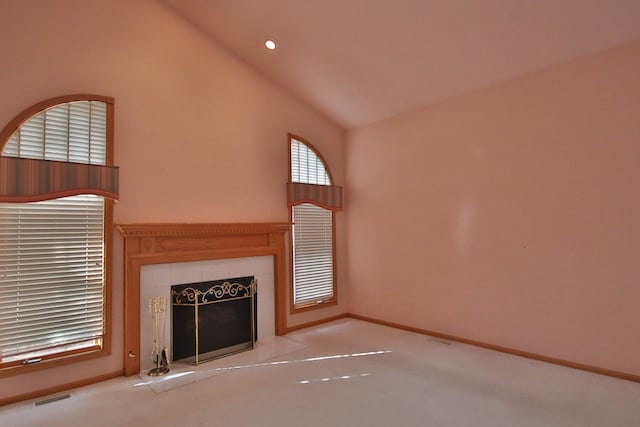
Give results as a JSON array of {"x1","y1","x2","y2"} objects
[{"x1": 171, "y1": 276, "x2": 257, "y2": 364}]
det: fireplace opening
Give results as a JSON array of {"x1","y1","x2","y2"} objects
[{"x1": 171, "y1": 276, "x2": 257, "y2": 364}]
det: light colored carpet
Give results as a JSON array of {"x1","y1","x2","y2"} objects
[{"x1": 1, "y1": 318, "x2": 639, "y2": 426}]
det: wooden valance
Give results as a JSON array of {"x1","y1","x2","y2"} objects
[
  {"x1": 287, "y1": 182, "x2": 343, "y2": 211},
  {"x1": 0, "y1": 156, "x2": 119, "y2": 202}
]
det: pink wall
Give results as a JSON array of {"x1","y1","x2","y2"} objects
[
  {"x1": 347, "y1": 40, "x2": 640, "y2": 376},
  {"x1": 0, "y1": 0, "x2": 346, "y2": 401}
]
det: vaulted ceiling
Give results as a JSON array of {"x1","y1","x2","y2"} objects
[{"x1": 163, "y1": 0, "x2": 640, "y2": 129}]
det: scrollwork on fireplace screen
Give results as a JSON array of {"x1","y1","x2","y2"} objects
[{"x1": 172, "y1": 280, "x2": 256, "y2": 305}]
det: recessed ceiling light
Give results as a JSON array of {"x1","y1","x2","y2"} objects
[{"x1": 265, "y1": 39, "x2": 277, "y2": 50}]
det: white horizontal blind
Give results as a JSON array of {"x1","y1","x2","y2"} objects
[
  {"x1": 0, "y1": 101, "x2": 106, "y2": 362},
  {"x1": 0, "y1": 196, "x2": 105, "y2": 359},
  {"x1": 290, "y1": 138, "x2": 330, "y2": 185},
  {"x1": 4, "y1": 101, "x2": 106, "y2": 164},
  {"x1": 292, "y1": 203, "x2": 334, "y2": 305}
]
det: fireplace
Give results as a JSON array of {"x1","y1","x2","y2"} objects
[
  {"x1": 171, "y1": 276, "x2": 257, "y2": 364},
  {"x1": 139, "y1": 256, "x2": 274, "y2": 372},
  {"x1": 117, "y1": 223, "x2": 290, "y2": 376}
]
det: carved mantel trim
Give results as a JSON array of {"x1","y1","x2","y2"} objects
[
  {"x1": 117, "y1": 222, "x2": 290, "y2": 238},
  {"x1": 116, "y1": 222, "x2": 290, "y2": 376}
]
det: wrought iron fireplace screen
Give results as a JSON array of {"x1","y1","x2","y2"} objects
[{"x1": 171, "y1": 276, "x2": 257, "y2": 364}]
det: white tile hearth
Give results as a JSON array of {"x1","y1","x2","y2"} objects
[{"x1": 138, "y1": 335, "x2": 306, "y2": 393}]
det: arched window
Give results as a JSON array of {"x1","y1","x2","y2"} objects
[
  {"x1": 0, "y1": 95, "x2": 118, "y2": 372},
  {"x1": 288, "y1": 134, "x2": 343, "y2": 310}
]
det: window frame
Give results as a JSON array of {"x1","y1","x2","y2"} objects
[
  {"x1": 288, "y1": 133, "x2": 338, "y2": 313},
  {"x1": 0, "y1": 94, "x2": 114, "y2": 376}
]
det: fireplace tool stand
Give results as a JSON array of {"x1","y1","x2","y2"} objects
[{"x1": 148, "y1": 296, "x2": 170, "y2": 376}]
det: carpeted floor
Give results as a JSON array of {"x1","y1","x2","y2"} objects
[{"x1": 1, "y1": 318, "x2": 639, "y2": 426}]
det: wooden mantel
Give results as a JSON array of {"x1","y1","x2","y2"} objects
[{"x1": 116, "y1": 222, "x2": 290, "y2": 376}]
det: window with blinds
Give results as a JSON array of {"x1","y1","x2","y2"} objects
[
  {"x1": 290, "y1": 138, "x2": 330, "y2": 185},
  {"x1": 292, "y1": 203, "x2": 334, "y2": 305},
  {"x1": 0, "y1": 99, "x2": 109, "y2": 366},
  {"x1": 2, "y1": 101, "x2": 107, "y2": 163},
  {"x1": 289, "y1": 136, "x2": 336, "y2": 309}
]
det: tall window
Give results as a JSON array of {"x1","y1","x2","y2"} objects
[
  {"x1": 0, "y1": 95, "x2": 117, "y2": 372},
  {"x1": 288, "y1": 135, "x2": 343, "y2": 310}
]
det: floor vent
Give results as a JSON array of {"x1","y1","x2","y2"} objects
[{"x1": 34, "y1": 393, "x2": 71, "y2": 406}]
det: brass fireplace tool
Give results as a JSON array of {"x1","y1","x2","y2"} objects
[{"x1": 148, "y1": 296, "x2": 170, "y2": 376}]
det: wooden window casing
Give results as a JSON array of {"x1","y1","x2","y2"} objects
[
  {"x1": 0, "y1": 95, "x2": 114, "y2": 376},
  {"x1": 288, "y1": 134, "x2": 338, "y2": 312}
]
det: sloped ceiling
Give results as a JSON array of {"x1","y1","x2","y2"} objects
[{"x1": 162, "y1": 0, "x2": 640, "y2": 129}]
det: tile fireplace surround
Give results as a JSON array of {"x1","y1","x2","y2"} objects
[
  {"x1": 140, "y1": 258, "x2": 273, "y2": 372},
  {"x1": 116, "y1": 223, "x2": 290, "y2": 376}
]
